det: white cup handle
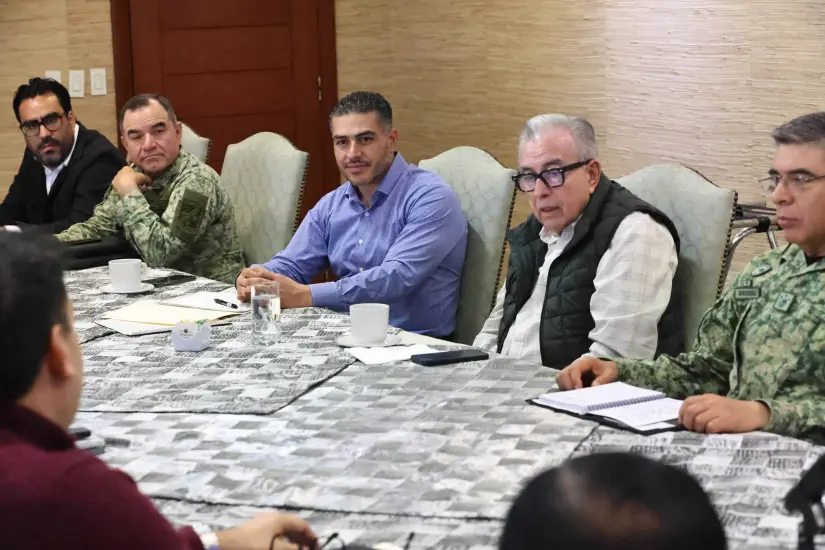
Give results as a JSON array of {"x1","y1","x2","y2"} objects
[{"x1": 141, "y1": 262, "x2": 148, "y2": 278}]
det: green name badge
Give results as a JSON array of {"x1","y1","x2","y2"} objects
[
  {"x1": 734, "y1": 287, "x2": 761, "y2": 300},
  {"x1": 774, "y1": 292, "x2": 795, "y2": 313}
]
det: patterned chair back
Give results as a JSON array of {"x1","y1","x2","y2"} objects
[
  {"x1": 420, "y1": 147, "x2": 517, "y2": 345},
  {"x1": 618, "y1": 164, "x2": 737, "y2": 348},
  {"x1": 180, "y1": 122, "x2": 211, "y2": 164},
  {"x1": 220, "y1": 132, "x2": 308, "y2": 265}
]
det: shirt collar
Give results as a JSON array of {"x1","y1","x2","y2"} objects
[
  {"x1": 344, "y1": 153, "x2": 408, "y2": 202},
  {"x1": 539, "y1": 216, "x2": 580, "y2": 245},
  {"x1": 43, "y1": 123, "x2": 79, "y2": 177},
  {"x1": 0, "y1": 402, "x2": 75, "y2": 452}
]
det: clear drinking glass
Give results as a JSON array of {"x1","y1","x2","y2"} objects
[{"x1": 251, "y1": 282, "x2": 281, "y2": 345}]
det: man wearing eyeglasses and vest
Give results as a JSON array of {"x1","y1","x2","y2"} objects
[
  {"x1": 0, "y1": 78, "x2": 124, "y2": 233},
  {"x1": 473, "y1": 114, "x2": 683, "y2": 369},
  {"x1": 557, "y1": 112, "x2": 825, "y2": 442}
]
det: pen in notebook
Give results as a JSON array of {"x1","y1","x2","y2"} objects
[{"x1": 213, "y1": 298, "x2": 239, "y2": 309}]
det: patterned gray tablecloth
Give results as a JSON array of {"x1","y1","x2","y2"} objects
[
  {"x1": 573, "y1": 427, "x2": 825, "y2": 549},
  {"x1": 79, "y1": 310, "x2": 360, "y2": 414},
  {"x1": 75, "y1": 358, "x2": 597, "y2": 520},
  {"x1": 67, "y1": 268, "x2": 819, "y2": 549},
  {"x1": 154, "y1": 499, "x2": 502, "y2": 550},
  {"x1": 66, "y1": 267, "x2": 227, "y2": 343}
]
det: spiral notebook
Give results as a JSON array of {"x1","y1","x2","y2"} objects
[{"x1": 530, "y1": 382, "x2": 683, "y2": 434}]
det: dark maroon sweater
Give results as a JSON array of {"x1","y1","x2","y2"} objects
[{"x1": 0, "y1": 402, "x2": 204, "y2": 549}]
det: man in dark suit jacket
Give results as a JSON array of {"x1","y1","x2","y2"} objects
[{"x1": 0, "y1": 78, "x2": 124, "y2": 233}]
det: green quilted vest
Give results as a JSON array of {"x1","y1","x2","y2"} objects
[{"x1": 497, "y1": 174, "x2": 685, "y2": 369}]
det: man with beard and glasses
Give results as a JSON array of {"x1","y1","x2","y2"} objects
[
  {"x1": 56, "y1": 94, "x2": 245, "y2": 284},
  {"x1": 235, "y1": 91, "x2": 468, "y2": 337},
  {"x1": 0, "y1": 78, "x2": 124, "y2": 233}
]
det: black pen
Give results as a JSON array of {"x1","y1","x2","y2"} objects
[{"x1": 214, "y1": 298, "x2": 238, "y2": 309}]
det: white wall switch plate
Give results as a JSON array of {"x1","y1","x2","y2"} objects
[
  {"x1": 90, "y1": 68, "x2": 107, "y2": 96},
  {"x1": 68, "y1": 70, "x2": 85, "y2": 98},
  {"x1": 45, "y1": 70, "x2": 62, "y2": 83}
]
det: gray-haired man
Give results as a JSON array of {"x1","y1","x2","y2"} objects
[{"x1": 473, "y1": 114, "x2": 684, "y2": 369}]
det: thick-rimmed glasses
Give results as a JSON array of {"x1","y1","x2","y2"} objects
[
  {"x1": 759, "y1": 172, "x2": 825, "y2": 194},
  {"x1": 19, "y1": 112, "x2": 65, "y2": 137},
  {"x1": 512, "y1": 159, "x2": 592, "y2": 192}
]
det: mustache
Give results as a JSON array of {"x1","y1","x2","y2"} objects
[{"x1": 39, "y1": 138, "x2": 60, "y2": 150}]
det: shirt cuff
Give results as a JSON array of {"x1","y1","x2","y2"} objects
[
  {"x1": 4, "y1": 226, "x2": 21, "y2": 233},
  {"x1": 309, "y1": 281, "x2": 341, "y2": 309}
]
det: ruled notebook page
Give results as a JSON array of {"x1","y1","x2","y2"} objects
[{"x1": 533, "y1": 382, "x2": 665, "y2": 415}]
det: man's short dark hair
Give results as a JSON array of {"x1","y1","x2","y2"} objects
[
  {"x1": 500, "y1": 452, "x2": 726, "y2": 550},
  {"x1": 0, "y1": 232, "x2": 69, "y2": 401},
  {"x1": 772, "y1": 112, "x2": 825, "y2": 147},
  {"x1": 119, "y1": 93, "x2": 178, "y2": 129},
  {"x1": 329, "y1": 91, "x2": 393, "y2": 130},
  {"x1": 12, "y1": 78, "x2": 73, "y2": 123}
]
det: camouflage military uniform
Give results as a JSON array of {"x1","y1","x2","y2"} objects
[
  {"x1": 57, "y1": 151, "x2": 245, "y2": 284},
  {"x1": 615, "y1": 244, "x2": 825, "y2": 441}
]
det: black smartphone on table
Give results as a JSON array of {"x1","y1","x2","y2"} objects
[
  {"x1": 410, "y1": 349, "x2": 489, "y2": 366},
  {"x1": 143, "y1": 274, "x2": 196, "y2": 287}
]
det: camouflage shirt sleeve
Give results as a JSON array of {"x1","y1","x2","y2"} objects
[
  {"x1": 614, "y1": 267, "x2": 760, "y2": 398},
  {"x1": 56, "y1": 187, "x2": 119, "y2": 242},
  {"x1": 112, "y1": 173, "x2": 218, "y2": 267},
  {"x1": 759, "y1": 391, "x2": 825, "y2": 441}
]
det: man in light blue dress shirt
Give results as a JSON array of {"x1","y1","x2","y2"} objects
[{"x1": 236, "y1": 91, "x2": 467, "y2": 337}]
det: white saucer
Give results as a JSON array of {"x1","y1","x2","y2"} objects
[
  {"x1": 99, "y1": 283, "x2": 155, "y2": 294},
  {"x1": 337, "y1": 333, "x2": 402, "y2": 348}
]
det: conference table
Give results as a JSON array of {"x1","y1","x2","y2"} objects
[{"x1": 67, "y1": 267, "x2": 822, "y2": 549}]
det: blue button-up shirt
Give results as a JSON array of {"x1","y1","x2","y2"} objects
[{"x1": 260, "y1": 154, "x2": 467, "y2": 336}]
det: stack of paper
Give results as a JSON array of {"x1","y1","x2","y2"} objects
[{"x1": 96, "y1": 299, "x2": 241, "y2": 336}]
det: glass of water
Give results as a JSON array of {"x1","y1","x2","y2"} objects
[{"x1": 251, "y1": 282, "x2": 281, "y2": 345}]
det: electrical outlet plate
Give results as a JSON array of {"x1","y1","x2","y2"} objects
[
  {"x1": 45, "y1": 70, "x2": 62, "y2": 83},
  {"x1": 68, "y1": 70, "x2": 85, "y2": 98},
  {"x1": 90, "y1": 68, "x2": 107, "y2": 96}
]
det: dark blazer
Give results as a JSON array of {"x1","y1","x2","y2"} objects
[{"x1": 0, "y1": 122, "x2": 125, "y2": 233}]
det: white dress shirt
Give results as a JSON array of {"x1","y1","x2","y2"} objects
[
  {"x1": 472, "y1": 212, "x2": 678, "y2": 364},
  {"x1": 5, "y1": 123, "x2": 79, "y2": 233}
]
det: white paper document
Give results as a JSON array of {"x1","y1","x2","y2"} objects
[
  {"x1": 162, "y1": 291, "x2": 250, "y2": 313},
  {"x1": 347, "y1": 345, "x2": 438, "y2": 366},
  {"x1": 102, "y1": 300, "x2": 240, "y2": 326},
  {"x1": 595, "y1": 397, "x2": 683, "y2": 429}
]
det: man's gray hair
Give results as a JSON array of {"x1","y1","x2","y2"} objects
[
  {"x1": 772, "y1": 112, "x2": 825, "y2": 147},
  {"x1": 519, "y1": 114, "x2": 599, "y2": 161}
]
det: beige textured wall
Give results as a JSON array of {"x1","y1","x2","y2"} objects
[
  {"x1": 336, "y1": 0, "x2": 824, "y2": 276},
  {"x1": 0, "y1": 0, "x2": 117, "y2": 197}
]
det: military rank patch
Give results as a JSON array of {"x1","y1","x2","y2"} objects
[
  {"x1": 172, "y1": 189, "x2": 208, "y2": 243},
  {"x1": 751, "y1": 264, "x2": 772, "y2": 277},
  {"x1": 774, "y1": 292, "x2": 795, "y2": 313},
  {"x1": 734, "y1": 287, "x2": 760, "y2": 300}
]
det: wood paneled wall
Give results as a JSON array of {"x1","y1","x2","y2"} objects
[
  {"x1": 336, "y1": 0, "x2": 824, "y2": 276},
  {"x1": 2, "y1": 0, "x2": 822, "y2": 277},
  {"x1": 0, "y1": 0, "x2": 117, "y2": 196}
]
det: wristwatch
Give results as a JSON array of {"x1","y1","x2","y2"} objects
[{"x1": 200, "y1": 532, "x2": 220, "y2": 550}]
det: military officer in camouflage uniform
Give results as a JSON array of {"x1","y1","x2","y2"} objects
[
  {"x1": 57, "y1": 94, "x2": 244, "y2": 284},
  {"x1": 557, "y1": 111, "x2": 825, "y2": 442}
]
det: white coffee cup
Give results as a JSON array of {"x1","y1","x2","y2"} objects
[
  {"x1": 349, "y1": 303, "x2": 390, "y2": 345},
  {"x1": 108, "y1": 259, "x2": 146, "y2": 292}
]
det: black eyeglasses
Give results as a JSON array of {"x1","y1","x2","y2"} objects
[
  {"x1": 512, "y1": 159, "x2": 592, "y2": 192},
  {"x1": 19, "y1": 112, "x2": 66, "y2": 137}
]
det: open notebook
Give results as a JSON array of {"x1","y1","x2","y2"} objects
[{"x1": 530, "y1": 382, "x2": 683, "y2": 435}]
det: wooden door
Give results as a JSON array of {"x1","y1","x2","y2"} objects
[{"x1": 111, "y1": 0, "x2": 339, "y2": 217}]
